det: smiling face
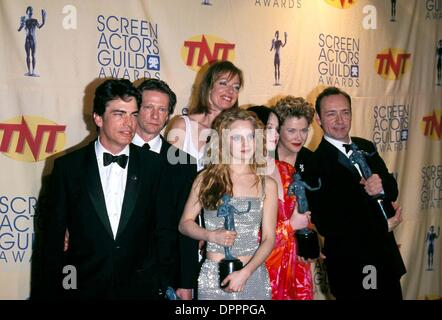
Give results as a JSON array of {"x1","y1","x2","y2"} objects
[
  {"x1": 137, "y1": 90, "x2": 170, "y2": 139},
  {"x1": 94, "y1": 97, "x2": 138, "y2": 154},
  {"x1": 278, "y1": 116, "x2": 309, "y2": 155},
  {"x1": 317, "y1": 94, "x2": 352, "y2": 142},
  {"x1": 208, "y1": 72, "x2": 241, "y2": 113},
  {"x1": 227, "y1": 119, "x2": 256, "y2": 164}
]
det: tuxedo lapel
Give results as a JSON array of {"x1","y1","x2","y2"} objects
[
  {"x1": 85, "y1": 142, "x2": 114, "y2": 238},
  {"x1": 159, "y1": 135, "x2": 168, "y2": 158},
  {"x1": 160, "y1": 135, "x2": 176, "y2": 163},
  {"x1": 320, "y1": 138, "x2": 361, "y2": 180},
  {"x1": 337, "y1": 150, "x2": 361, "y2": 179},
  {"x1": 116, "y1": 144, "x2": 142, "y2": 239}
]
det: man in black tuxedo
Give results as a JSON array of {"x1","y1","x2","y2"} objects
[
  {"x1": 308, "y1": 87, "x2": 406, "y2": 299},
  {"x1": 132, "y1": 78, "x2": 199, "y2": 300},
  {"x1": 39, "y1": 79, "x2": 174, "y2": 299}
]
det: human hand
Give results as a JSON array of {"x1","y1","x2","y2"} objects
[
  {"x1": 176, "y1": 288, "x2": 192, "y2": 300},
  {"x1": 221, "y1": 269, "x2": 251, "y2": 293},
  {"x1": 64, "y1": 229, "x2": 69, "y2": 252},
  {"x1": 289, "y1": 204, "x2": 310, "y2": 230},
  {"x1": 297, "y1": 256, "x2": 314, "y2": 264},
  {"x1": 198, "y1": 240, "x2": 206, "y2": 258},
  {"x1": 297, "y1": 251, "x2": 325, "y2": 263},
  {"x1": 360, "y1": 174, "x2": 383, "y2": 196},
  {"x1": 211, "y1": 228, "x2": 237, "y2": 247},
  {"x1": 41, "y1": 9, "x2": 47, "y2": 20},
  {"x1": 387, "y1": 202, "x2": 403, "y2": 232}
]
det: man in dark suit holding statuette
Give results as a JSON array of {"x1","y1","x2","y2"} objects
[{"x1": 307, "y1": 87, "x2": 406, "y2": 299}]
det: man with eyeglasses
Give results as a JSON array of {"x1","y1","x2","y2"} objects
[{"x1": 306, "y1": 86, "x2": 406, "y2": 299}]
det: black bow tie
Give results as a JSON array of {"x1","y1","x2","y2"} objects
[
  {"x1": 143, "y1": 143, "x2": 150, "y2": 150},
  {"x1": 103, "y1": 152, "x2": 128, "y2": 169},
  {"x1": 343, "y1": 143, "x2": 355, "y2": 154}
]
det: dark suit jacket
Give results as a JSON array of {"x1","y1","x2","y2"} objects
[
  {"x1": 276, "y1": 146, "x2": 313, "y2": 176},
  {"x1": 157, "y1": 136, "x2": 199, "y2": 290},
  {"x1": 39, "y1": 141, "x2": 174, "y2": 299},
  {"x1": 295, "y1": 146, "x2": 314, "y2": 177},
  {"x1": 306, "y1": 137, "x2": 406, "y2": 292}
]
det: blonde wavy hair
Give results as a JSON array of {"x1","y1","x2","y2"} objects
[
  {"x1": 199, "y1": 108, "x2": 266, "y2": 210},
  {"x1": 274, "y1": 95, "x2": 315, "y2": 125}
]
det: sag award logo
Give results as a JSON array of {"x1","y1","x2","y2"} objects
[
  {"x1": 254, "y1": 0, "x2": 302, "y2": 9},
  {"x1": 318, "y1": 33, "x2": 360, "y2": 88},
  {"x1": 0, "y1": 194, "x2": 37, "y2": 264},
  {"x1": 288, "y1": 173, "x2": 321, "y2": 259},
  {"x1": 0, "y1": 115, "x2": 66, "y2": 162},
  {"x1": 270, "y1": 30, "x2": 287, "y2": 86},
  {"x1": 324, "y1": 0, "x2": 358, "y2": 9},
  {"x1": 17, "y1": 6, "x2": 47, "y2": 77},
  {"x1": 216, "y1": 195, "x2": 248, "y2": 288},
  {"x1": 425, "y1": 0, "x2": 442, "y2": 20},
  {"x1": 375, "y1": 48, "x2": 412, "y2": 80},
  {"x1": 421, "y1": 165, "x2": 442, "y2": 210},
  {"x1": 421, "y1": 109, "x2": 442, "y2": 141},
  {"x1": 389, "y1": 0, "x2": 398, "y2": 21},
  {"x1": 425, "y1": 225, "x2": 440, "y2": 271},
  {"x1": 97, "y1": 15, "x2": 160, "y2": 81},
  {"x1": 181, "y1": 34, "x2": 235, "y2": 71},
  {"x1": 373, "y1": 103, "x2": 409, "y2": 152}
]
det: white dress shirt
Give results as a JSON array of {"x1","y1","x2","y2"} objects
[
  {"x1": 324, "y1": 135, "x2": 363, "y2": 177},
  {"x1": 95, "y1": 138, "x2": 129, "y2": 239},
  {"x1": 132, "y1": 133, "x2": 162, "y2": 154}
]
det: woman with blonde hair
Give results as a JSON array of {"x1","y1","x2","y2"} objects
[{"x1": 179, "y1": 108, "x2": 277, "y2": 300}]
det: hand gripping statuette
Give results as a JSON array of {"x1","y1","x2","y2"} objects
[
  {"x1": 288, "y1": 173, "x2": 321, "y2": 259},
  {"x1": 216, "y1": 194, "x2": 251, "y2": 288},
  {"x1": 347, "y1": 143, "x2": 395, "y2": 219}
]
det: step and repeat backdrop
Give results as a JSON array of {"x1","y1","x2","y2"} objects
[{"x1": 0, "y1": 0, "x2": 440, "y2": 299}]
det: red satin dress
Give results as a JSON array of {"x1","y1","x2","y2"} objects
[{"x1": 265, "y1": 160, "x2": 313, "y2": 300}]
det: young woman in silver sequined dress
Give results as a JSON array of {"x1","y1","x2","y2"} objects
[{"x1": 179, "y1": 108, "x2": 277, "y2": 300}]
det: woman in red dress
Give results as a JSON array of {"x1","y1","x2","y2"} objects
[{"x1": 248, "y1": 100, "x2": 315, "y2": 300}]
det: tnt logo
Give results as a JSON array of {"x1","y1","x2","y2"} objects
[
  {"x1": 181, "y1": 34, "x2": 235, "y2": 71},
  {"x1": 325, "y1": 0, "x2": 358, "y2": 9},
  {"x1": 421, "y1": 109, "x2": 442, "y2": 141},
  {"x1": 375, "y1": 48, "x2": 412, "y2": 80},
  {"x1": 0, "y1": 116, "x2": 66, "y2": 162}
]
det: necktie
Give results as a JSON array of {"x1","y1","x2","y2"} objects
[
  {"x1": 103, "y1": 152, "x2": 128, "y2": 169},
  {"x1": 143, "y1": 143, "x2": 150, "y2": 150},
  {"x1": 343, "y1": 143, "x2": 354, "y2": 154}
]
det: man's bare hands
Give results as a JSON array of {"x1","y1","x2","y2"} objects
[{"x1": 387, "y1": 202, "x2": 403, "y2": 232}]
